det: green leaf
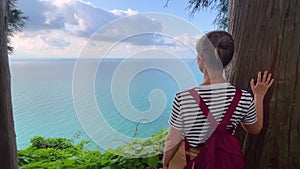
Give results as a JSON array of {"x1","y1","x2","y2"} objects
[{"x1": 145, "y1": 156, "x2": 159, "y2": 168}]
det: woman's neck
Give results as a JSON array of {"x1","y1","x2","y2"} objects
[{"x1": 201, "y1": 69, "x2": 226, "y2": 85}]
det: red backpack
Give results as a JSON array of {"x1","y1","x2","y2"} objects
[{"x1": 184, "y1": 88, "x2": 246, "y2": 169}]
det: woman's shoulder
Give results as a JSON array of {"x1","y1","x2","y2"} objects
[
  {"x1": 176, "y1": 83, "x2": 253, "y2": 99},
  {"x1": 224, "y1": 84, "x2": 253, "y2": 99},
  {"x1": 240, "y1": 88, "x2": 253, "y2": 96},
  {"x1": 174, "y1": 89, "x2": 191, "y2": 99}
]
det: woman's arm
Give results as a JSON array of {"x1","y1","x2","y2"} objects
[
  {"x1": 242, "y1": 95, "x2": 264, "y2": 134},
  {"x1": 163, "y1": 126, "x2": 183, "y2": 168},
  {"x1": 242, "y1": 71, "x2": 274, "y2": 134}
]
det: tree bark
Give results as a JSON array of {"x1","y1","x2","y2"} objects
[
  {"x1": 227, "y1": 0, "x2": 300, "y2": 168},
  {"x1": 0, "y1": 0, "x2": 19, "y2": 168}
]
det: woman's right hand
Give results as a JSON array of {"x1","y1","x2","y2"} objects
[{"x1": 250, "y1": 71, "x2": 274, "y2": 97}]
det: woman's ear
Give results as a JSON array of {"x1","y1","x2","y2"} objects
[{"x1": 197, "y1": 55, "x2": 204, "y2": 73}]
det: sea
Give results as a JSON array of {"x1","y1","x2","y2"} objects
[{"x1": 10, "y1": 58, "x2": 203, "y2": 150}]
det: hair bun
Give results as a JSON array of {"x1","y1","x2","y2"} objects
[
  {"x1": 218, "y1": 38, "x2": 234, "y2": 49},
  {"x1": 196, "y1": 31, "x2": 234, "y2": 68}
]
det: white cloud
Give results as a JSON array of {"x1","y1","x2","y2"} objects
[
  {"x1": 110, "y1": 9, "x2": 138, "y2": 16},
  {"x1": 174, "y1": 34, "x2": 201, "y2": 48},
  {"x1": 12, "y1": 30, "x2": 87, "y2": 58},
  {"x1": 12, "y1": 0, "x2": 201, "y2": 59},
  {"x1": 92, "y1": 15, "x2": 164, "y2": 45},
  {"x1": 12, "y1": 0, "x2": 147, "y2": 58},
  {"x1": 39, "y1": 0, "x2": 119, "y2": 37}
]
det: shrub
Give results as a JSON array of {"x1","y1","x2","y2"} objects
[{"x1": 18, "y1": 130, "x2": 168, "y2": 169}]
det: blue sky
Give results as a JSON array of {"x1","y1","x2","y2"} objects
[
  {"x1": 12, "y1": 0, "x2": 217, "y2": 59},
  {"x1": 88, "y1": 0, "x2": 216, "y2": 29}
]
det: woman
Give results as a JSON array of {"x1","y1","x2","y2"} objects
[{"x1": 163, "y1": 31, "x2": 274, "y2": 169}]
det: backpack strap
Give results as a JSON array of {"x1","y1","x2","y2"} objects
[
  {"x1": 188, "y1": 89, "x2": 218, "y2": 129},
  {"x1": 188, "y1": 88, "x2": 242, "y2": 130},
  {"x1": 218, "y1": 88, "x2": 242, "y2": 130},
  {"x1": 185, "y1": 88, "x2": 219, "y2": 164},
  {"x1": 184, "y1": 138, "x2": 191, "y2": 163}
]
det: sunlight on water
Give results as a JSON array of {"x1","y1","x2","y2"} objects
[{"x1": 11, "y1": 59, "x2": 202, "y2": 150}]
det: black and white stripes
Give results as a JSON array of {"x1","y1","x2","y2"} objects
[{"x1": 169, "y1": 83, "x2": 256, "y2": 147}]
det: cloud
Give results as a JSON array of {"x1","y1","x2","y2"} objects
[
  {"x1": 20, "y1": 0, "x2": 119, "y2": 37},
  {"x1": 12, "y1": 0, "x2": 200, "y2": 58},
  {"x1": 15, "y1": 0, "x2": 165, "y2": 45},
  {"x1": 18, "y1": 0, "x2": 156, "y2": 39},
  {"x1": 92, "y1": 14, "x2": 164, "y2": 45},
  {"x1": 12, "y1": 29, "x2": 87, "y2": 58},
  {"x1": 110, "y1": 8, "x2": 138, "y2": 16},
  {"x1": 17, "y1": 0, "x2": 49, "y2": 31},
  {"x1": 41, "y1": 36, "x2": 71, "y2": 49}
]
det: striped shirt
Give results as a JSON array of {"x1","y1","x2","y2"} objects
[{"x1": 169, "y1": 83, "x2": 256, "y2": 147}]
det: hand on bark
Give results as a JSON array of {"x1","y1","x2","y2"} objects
[{"x1": 250, "y1": 71, "x2": 274, "y2": 98}]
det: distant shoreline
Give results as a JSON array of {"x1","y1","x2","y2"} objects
[{"x1": 9, "y1": 57, "x2": 196, "y2": 62}]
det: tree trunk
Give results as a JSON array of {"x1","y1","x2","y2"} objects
[
  {"x1": 227, "y1": 0, "x2": 300, "y2": 168},
  {"x1": 0, "y1": 0, "x2": 19, "y2": 168}
]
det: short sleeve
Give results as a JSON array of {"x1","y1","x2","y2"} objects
[
  {"x1": 242, "y1": 97, "x2": 257, "y2": 125},
  {"x1": 168, "y1": 93, "x2": 184, "y2": 130}
]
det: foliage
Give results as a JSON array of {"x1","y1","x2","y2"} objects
[
  {"x1": 18, "y1": 130, "x2": 168, "y2": 169},
  {"x1": 8, "y1": 0, "x2": 28, "y2": 53},
  {"x1": 186, "y1": 0, "x2": 229, "y2": 30},
  {"x1": 110, "y1": 130, "x2": 167, "y2": 158},
  {"x1": 165, "y1": 0, "x2": 229, "y2": 30}
]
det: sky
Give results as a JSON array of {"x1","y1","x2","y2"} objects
[{"x1": 11, "y1": 0, "x2": 218, "y2": 59}]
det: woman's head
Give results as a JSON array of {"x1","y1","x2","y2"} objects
[{"x1": 196, "y1": 31, "x2": 234, "y2": 72}]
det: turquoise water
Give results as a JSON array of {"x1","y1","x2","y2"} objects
[{"x1": 11, "y1": 59, "x2": 202, "y2": 150}]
